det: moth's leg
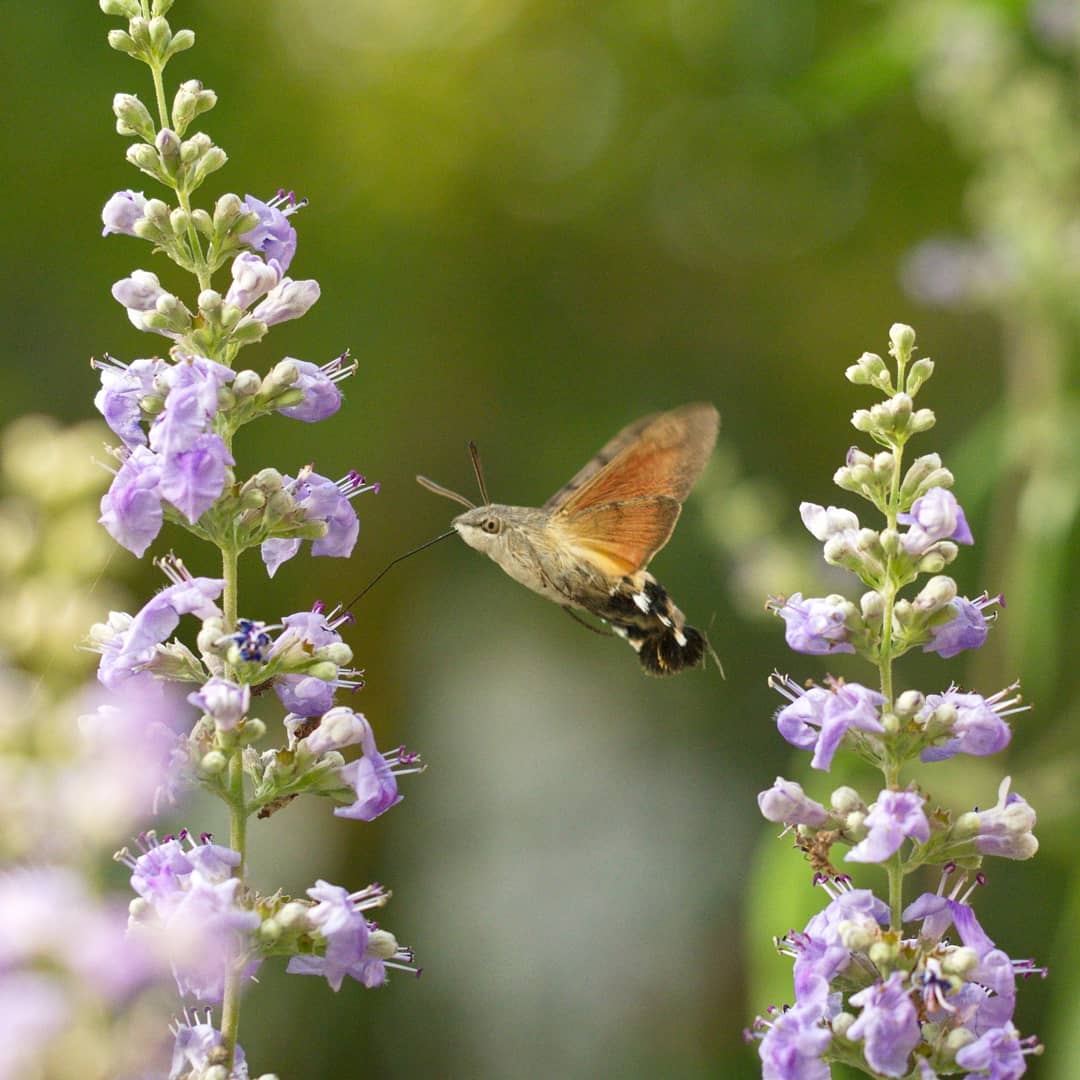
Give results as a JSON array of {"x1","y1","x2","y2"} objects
[{"x1": 563, "y1": 607, "x2": 614, "y2": 638}]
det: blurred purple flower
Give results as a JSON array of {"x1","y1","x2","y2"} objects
[
  {"x1": 770, "y1": 593, "x2": 856, "y2": 655},
  {"x1": 99, "y1": 445, "x2": 164, "y2": 557}
]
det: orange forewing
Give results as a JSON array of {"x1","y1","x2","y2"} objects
[
  {"x1": 547, "y1": 403, "x2": 719, "y2": 515},
  {"x1": 552, "y1": 496, "x2": 682, "y2": 576}
]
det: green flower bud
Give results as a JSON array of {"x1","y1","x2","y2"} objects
[
  {"x1": 155, "y1": 128, "x2": 181, "y2": 173},
  {"x1": 860, "y1": 590, "x2": 884, "y2": 620},
  {"x1": 906, "y1": 356, "x2": 934, "y2": 396},
  {"x1": 252, "y1": 468, "x2": 284, "y2": 494},
  {"x1": 169, "y1": 207, "x2": 190, "y2": 236},
  {"x1": 200, "y1": 750, "x2": 228, "y2": 775},
  {"x1": 240, "y1": 487, "x2": 266, "y2": 510},
  {"x1": 147, "y1": 15, "x2": 171, "y2": 53},
  {"x1": 189, "y1": 146, "x2": 228, "y2": 186},
  {"x1": 198, "y1": 289, "x2": 223, "y2": 320},
  {"x1": 867, "y1": 940, "x2": 896, "y2": 968},
  {"x1": 106, "y1": 30, "x2": 138, "y2": 57},
  {"x1": 881, "y1": 710, "x2": 900, "y2": 736},
  {"x1": 916, "y1": 548, "x2": 951, "y2": 575},
  {"x1": 831, "y1": 1013, "x2": 855, "y2": 1039},
  {"x1": 142, "y1": 198, "x2": 171, "y2": 227},
  {"x1": 213, "y1": 192, "x2": 246, "y2": 231},
  {"x1": 851, "y1": 409, "x2": 874, "y2": 433},
  {"x1": 171, "y1": 79, "x2": 216, "y2": 134},
  {"x1": 240, "y1": 717, "x2": 267, "y2": 742},
  {"x1": 879, "y1": 528, "x2": 901, "y2": 556},
  {"x1": 889, "y1": 323, "x2": 916, "y2": 361},
  {"x1": 191, "y1": 208, "x2": 213, "y2": 237},
  {"x1": 126, "y1": 142, "x2": 162, "y2": 177},
  {"x1": 839, "y1": 919, "x2": 878, "y2": 952},
  {"x1": 909, "y1": 408, "x2": 936, "y2": 433},
  {"x1": 831, "y1": 786, "x2": 864, "y2": 814},
  {"x1": 113, "y1": 92, "x2": 155, "y2": 141},
  {"x1": 233, "y1": 370, "x2": 261, "y2": 398},
  {"x1": 164, "y1": 27, "x2": 195, "y2": 58},
  {"x1": 152, "y1": 0, "x2": 175, "y2": 14},
  {"x1": 259, "y1": 918, "x2": 283, "y2": 943},
  {"x1": 944, "y1": 1026, "x2": 977, "y2": 1053},
  {"x1": 100, "y1": 0, "x2": 140, "y2": 16},
  {"x1": 894, "y1": 690, "x2": 924, "y2": 717},
  {"x1": 914, "y1": 575, "x2": 957, "y2": 613},
  {"x1": 180, "y1": 131, "x2": 211, "y2": 164},
  {"x1": 306, "y1": 660, "x2": 339, "y2": 682},
  {"x1": 275, "y1": 902, "x2": 308, "y2": 929},
  {"x1": 321, "y1": 642, "x2": 354, "y2": 666},
  {"x1": 265, "y1": 490, "x2": 294, "y2": 522},
  {"x1": 262, "y1": 359, "x2": 301, "y2": 397},
  {"x1": 128, "y1": 17, "x2": 151, "y2": 47}
]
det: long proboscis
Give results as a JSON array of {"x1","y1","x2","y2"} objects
[{"x1": 341, "y1": 529, "x2": 456, "y2": 612}]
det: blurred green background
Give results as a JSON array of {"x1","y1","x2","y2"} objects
[{"x1": 5, "y1": 0, "x2": 1079, "y2": 1076}]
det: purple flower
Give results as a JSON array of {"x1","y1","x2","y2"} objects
[
  {"x1": 771, "y1": 674, "x2": 886, "y2": 771},
  {"x1": 770, "y1": 593, "x2": 856, "y2": 655},
  {"x1": 969, "y1": 777, "x2": 1039, "y2": 860},
  {"x1": 275, "y1": 674, "x2": 336, "y2": 717},
  {"x1": 846, "y1": 789, "x2": 930, "y2": 863},
  {"x1": 799, "y1": 502, "x2": 860, "y2": 541},
  {"x1": 99, "y1": 445, "x2": 164, "y2": 557},
  {"x1": 923, "y1": 593, "x2": 1002, "y2": 659},
  {"x1": 101, "y1": 188, "x2": 147, "y2": 237},
  {"x1": 276, "y1": 352, "x2": 356, "y2": 423},
  {"x1": 170, "y1": 1010, "x2": 248, "y2": 1080},
  {"x1": 756, "y1": 999, "x2": 831, "y2": 1080},
  {"x1": 294, "y1": 706, "x2": 371, "y2": 755},
  {"x1": 0, "y1": 973, "x2": 68, "y2": 1079},
  {"x1": 225, "y1": 250, "x2": 282, "y2": 311},
  {"x1": 111, "y1": 269, "x2": 183, "y2": 336},
  {"x1": 919, "y1": 683, "x2": 1023, "y2": 762},
  {"x1": 97, "y1": 557, "x2": 224, "y2": 688},
  {"x1": 334, "y1": 725, "x2": 422, "y2": 822},
  {"x1": 92, "y1": 354, "x2": 164, "y2": 447},
  {"x1": 847, "y1": 972, "x2": 921, "y2": 1077},
  {"x1": 270, "y1": 605, "x2": 361, "y2": 716},
  {"x1": 188, "y1": 677, "x2": 250, "y2": 732},
  {"x1": 954, "y1": 1023, "x2": 1039, "y2": 1080},
  {"x1": 0, "y1": 866, "x2": 159, "y2": 1002},
  {"x1": 251, "y1": 276, "x2": 321, "y2": 326},
  {"x1": 149, "y1": 356, "x2": 235, "y2": 457},
  {"x1": 240, "y1": 190, "x2": 304, "y2": 273},
  {"x1": 260, "y1": 470, "x2": 377, "y2": 577},
  {"x1": 158, "y1": 431, "x2": 234, "y2": 522},
  {"x1": 122, "y1": 832, "x2": 256, "y2": 1004},
  {"x1": 898, "y1": 487, "x2": 974, "y2": 554},
  {"x1": 790, "y1": 882, "x2": 889, "y2": 994},
  {"x1": 757, "y1": 777, "x2": 830, "y2": 827},
  {"x1": 286, "y1": 880, "x2": 415, "y2": 991}
]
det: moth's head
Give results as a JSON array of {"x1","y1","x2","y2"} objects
[{"x1": 452, "y1": 505, "x2": 509, "y2": 555}]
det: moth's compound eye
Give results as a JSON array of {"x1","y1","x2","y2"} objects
[{"x1": 482, "y1": 518, "x2": 500, "y2": 534}]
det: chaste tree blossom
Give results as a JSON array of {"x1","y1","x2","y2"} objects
[
  {"x1": 10, "y1": 3, "x2": 432, "y2": 1075},
  {"x1": 749, "y1": 326, "x2": 1044, "y2": 1079}
]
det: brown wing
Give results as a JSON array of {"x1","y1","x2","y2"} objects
[
  {"x1": 550, "y1": 496, "x2": 682, "y2": 577},
  {"x1": 546, "y1": 403, "x2": 719, "y2": 514}
]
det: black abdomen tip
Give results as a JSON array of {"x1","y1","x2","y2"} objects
[{"x1": 638, "y1": 625, "x2": 708, "y2": 676}]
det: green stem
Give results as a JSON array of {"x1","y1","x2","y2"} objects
[
  {"x1": 219, "y1": 536, "x2": 245, "y2": 1066},
  {"x1": 886, "y1": 854, "x2": 904, "y2": 932}
]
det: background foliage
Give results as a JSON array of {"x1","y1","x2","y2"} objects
[{"x1": 3, "y1": 1, "x2": 1077, "y2": 1075}]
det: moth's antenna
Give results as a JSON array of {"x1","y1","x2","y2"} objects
[
  {"x1": 468, "y1": 441, "x2": 491, "y2": 506},
  {"x1": 341, "y1": 529, "x2": 456, "y2": 613},
  {"x1": 416, "y1": 474, "x2": 475, "y2": 509}
]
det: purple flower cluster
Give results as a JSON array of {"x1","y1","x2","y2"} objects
[{"x1": 753, "y1": 326, "x2": 1042, "y2": 1078}]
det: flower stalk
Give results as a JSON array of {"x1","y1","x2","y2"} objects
[{"x1": 754, "y1": 326, "x2": 1043, "y2": 1079}]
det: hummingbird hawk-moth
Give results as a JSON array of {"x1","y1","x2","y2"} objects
[{"x1": 417, "y1": 403, "x2": 719, "y2": 675}]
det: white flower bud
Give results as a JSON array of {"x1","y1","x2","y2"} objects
[{"x1": 889, "y1": 323, "x2": 916, "y2": 359}]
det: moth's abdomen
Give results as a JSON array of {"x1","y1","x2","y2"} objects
[{"x1": 603, "y1": 575, "x2": 709, "y2": 676}]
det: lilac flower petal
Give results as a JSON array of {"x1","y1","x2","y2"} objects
[
  {"x1": 274, "y1": 674, "x2": 335, "y2": 718},
  {"x1": 924, "y1": 595, "x2": 997, "y2": 658},
  {"x1": 846, "y1": 790, "x2": 930, "y2": 863},
  {"x1": 101, "y1": 189, "x2": 147, "y2": 237},
  {"x1": 158, "y1": 432, "x2": 233, "y2": 522},
  {"x1": 848, "y1": 972, "x2": 921, "y2": 1077},
  {"x1": 276, "y1": 358, "x2": 343, "y2": 422},
  {"x1": 225, "y1": 250, "x2": 282, "y2": 310},
  {"x1": 251, "y1": 277, "x2": 320, "y2": 325},
  {"x1": 811, "y1": 683, "x2": 885, "y2": 771},
  {"x1": 241, "y1": 191, "x2": 299, "y2": 272},
  {"x1": 261, "y1": 537, "x2": 302, "y2": 577},
  {"x1": 334, "y1": 753, "x2": 402, "y2": 821},
  {"x1": 758, "y1": 777, "x2": 830, "y2": 827},
  {"x1": 774, "y1": 593, "x2": 856, "y2": 655},
  {"x1": 758, "y1": 1000, "x2": 831, "y2": 1080},
  {"x1": 99, "y1": 446, "x2": 164, "y2": 557},
  {"x1": 898, "y1": 487, "x2": 974, "y2": 554}
]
